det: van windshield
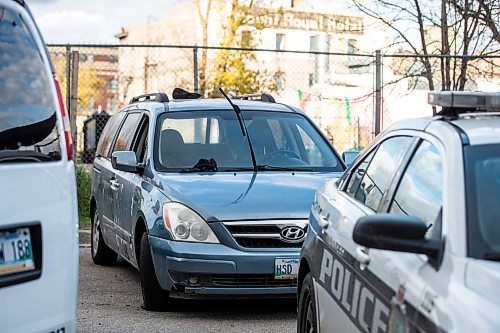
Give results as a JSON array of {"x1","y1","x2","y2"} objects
[
  {"x1": 154, "y1": 110, "x2": 343, "y2": 172},
  {"x1": 0, "y1": 6, "x2": 61, "y2": 162}
]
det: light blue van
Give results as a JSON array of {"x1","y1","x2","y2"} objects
[{"x1": 90, "y1": 91, "x2": 345, "y2": 310}]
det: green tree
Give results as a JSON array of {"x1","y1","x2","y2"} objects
[
  {"x1": 207, "y1": 0, "x2": 275, "y2": 97},
  {"x1": 52, "y1": 54, "x2": 105, "y2": 114}
]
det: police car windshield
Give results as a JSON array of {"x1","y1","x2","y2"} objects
[{"x1": 464, "y1": 144, "x2": 500, "y2": 261}]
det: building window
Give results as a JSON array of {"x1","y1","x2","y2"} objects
[
  {"x1": 275, "y1": 33, "x2": 285, "y2": 51},
  {"x1": 291, "y1": 0, "x2": 305, "y2": 7},
  {"x1": 309, "y1": 73, "x2": 315, "y2": 87},
  {"x1": 274, "y1": 72, "x2": 285, "y2": 90},
  {"x1": 347, "y1": 39, "x2": 358, "y2": 54},
  {"x1": 241, "y1": 30, "x2": 251, "y2": 47},
  {"x1": 310, "y1": 35, "x2": 319, "y2": 52},
  {"x1": 109, "y1": 55, "x2": 117, "y2": 63},
  {"x1": 108, "y1": 79, "x2": 118, "y2": 90}
]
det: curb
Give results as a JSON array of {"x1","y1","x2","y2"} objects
[{"x1": 79, "y1": 229, "x2": 91, "y2": 247}]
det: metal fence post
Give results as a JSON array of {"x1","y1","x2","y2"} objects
[
  {"x1": 374, "y1": 50, "x2": 382, "y2": 136},
  {"x1": 65, "y1": 45, "x2": 71, "y2": 114},
  {"x1": 193, "y1": 46, "x2": 199, "y2": 93},
  {"x1": 70, "y1": 51, "x2": 79, "y2": 161}
]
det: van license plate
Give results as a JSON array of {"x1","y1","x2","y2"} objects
[
  {"x1": 0, "y1": 228, "x2": 35, "y2": 277},
  {"x1": 274, "y1": 258, "x2": 299, "y2": 279}
]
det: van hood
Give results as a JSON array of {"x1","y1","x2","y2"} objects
[
  {"x1": 465, "y1": 259, "x2": 500, "y2": 304},
  {"x1": 156, "y1": 171, "x2": 340, "y2": 222}
]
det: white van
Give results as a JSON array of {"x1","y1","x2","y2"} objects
[{"x1": 0, "y1": 1, "x2": 78, "y2": 332}]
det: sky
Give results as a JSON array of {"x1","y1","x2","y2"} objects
[
  {"x1": 27, "y1": 0, "x2": 349, "y2": 44},
  {"x1": 27, "y1": 0, "x2": 181, "y2": 44}
]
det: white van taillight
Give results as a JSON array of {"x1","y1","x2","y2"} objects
[{"x1": 54, "y1": 76, "x2": 73, "y2": 160}]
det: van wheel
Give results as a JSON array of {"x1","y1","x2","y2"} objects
[
  {"x1": 298, "y1": 273, "x2": 318, "y2": 333},
  {"x1": 139, "y1": 232, "x2": 170, "y2": 311},
  {"x1": 91, "y1": 209, "x2": 117, "y2": 265}
]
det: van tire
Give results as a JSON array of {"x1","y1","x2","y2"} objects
[
  {"x1": 297, "y1": 272, "x2": 318, "y2": 333},
  {"x1": 139, "y1": 232, "x2": 170, "y2": 311},
  {"x1": 91, "y1": 208, "x2": 117, "y2": 265}
]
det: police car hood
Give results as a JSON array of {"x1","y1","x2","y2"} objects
[
  {"x1": 465, "y1": 259, "x2": 500, "y2": 304},
  {"x1": 157, "y1": 171, "x2": 340, "y2": 221}
]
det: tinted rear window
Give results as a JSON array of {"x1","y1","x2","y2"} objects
[{"x1": 0, "y1": 6, "x2": 61, "y2": 162}]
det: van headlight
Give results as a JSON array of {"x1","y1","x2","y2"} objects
[{"x1": 162, "y1": 202, "x2": 219, "y2": 243}]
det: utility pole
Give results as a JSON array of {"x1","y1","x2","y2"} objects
[
  {"x1": 357, "y1": 117, "x2": 361, "y2": 149},
  {"x1": 374, "y1": 50, "x2": 382, "y2": 136},
  {"x1": 193, "y1": 46, "x2": 199, "y2": 93},
  {"x1": 70, "y1": 51, "x2": 79, "y2": 161}
]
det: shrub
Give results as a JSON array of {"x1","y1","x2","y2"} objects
[{"x1": 76, "y1": 165, "x2": 92, "y2": 229}]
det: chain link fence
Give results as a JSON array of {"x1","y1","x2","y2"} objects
[{"x1": 47, "y1": 44, "x2": 499, "y2": 164}]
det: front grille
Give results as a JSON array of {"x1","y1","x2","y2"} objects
[
  {"x1": 212, "y1": 274, "x2": 296, "y2": 287},
  {"x1": 169, "y1": 271, "x2": 297, "y2": 288},
  {"x1": 223, "y1": 220, "x2": 307, "y2": 248},
  {"x1": 235, "y1": 238, "x2": 300, "y2": 248}
]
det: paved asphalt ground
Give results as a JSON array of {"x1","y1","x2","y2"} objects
[{"x1": 78, "y1": 245, "x2": 297, "y2": 333}]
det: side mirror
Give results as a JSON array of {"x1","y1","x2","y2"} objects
[
  {"x1": 342, "y1": 151, "x2": 359, "y2": 167},
  {"x1": 111, "y1": 151, "x2": 139, "y2": 173},
  {"x1": 353, "y1": 214, "x2": 444, "y2": 269}
]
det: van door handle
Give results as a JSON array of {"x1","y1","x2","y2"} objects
[
  {"x1": 109, "y1": 179, "x2": 120, "y2": 191},
  {"x1": 355, "y1": 247, "x2": 370, "y2": 267}
]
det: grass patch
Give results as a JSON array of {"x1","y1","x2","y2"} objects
[{"x1": 76, "y1": 165, "x2": 92, "y2": 230}]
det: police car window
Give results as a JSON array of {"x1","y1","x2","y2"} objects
[
  {"x1": 348, "y1": 136, "x2": 413, "y2": 211},
  {"x1": 389, "y1": 140, "x2": 443, "y2": 238},
  {"x1": 345, "y1": 149, "x2": 375, "y2": 196},
  {"x1": 464, "y1": 144, "x2": 500, "y2": 260},
  {"x1": 111, "y1": 113, "x2": 142, "y2": 153}
]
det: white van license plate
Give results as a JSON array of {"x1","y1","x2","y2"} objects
[
  {"x1": 0, "y1": 228, "x2": 35, "y2": 277},
  {"x1": 274, "y1": 258, "x2": 299, "y2": 279}
]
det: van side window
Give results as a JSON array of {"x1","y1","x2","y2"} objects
[
  {"x1": 132, "y1": 116, "x2": 149, "y2": 163},
  {"x1": 346, "y1": 136, "x2": 413, "y2": 211},
  {"x1": 96, "y1": 112, "x2": 125, "y2": 158},
  {"x1": 111, "y1": 113, "x2": 142, "y2": 154}
]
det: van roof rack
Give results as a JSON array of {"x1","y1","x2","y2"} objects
[
  {"x1": 232, "y1": 93, "x2": 276, "y2": 103},
  {"x1": 429, "y1": 91, "x2": 500, "y2": 116},
  {"x1": 129, "y1": 92, "x2": 169, "y2": 104}
]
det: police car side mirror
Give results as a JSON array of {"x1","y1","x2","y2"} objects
[
  {"x1": 111, "y1": 151, "x2": 140, "y2": 173},
  {"x1": 352, "y1": 214, "x2": 444, "y2": 269}
]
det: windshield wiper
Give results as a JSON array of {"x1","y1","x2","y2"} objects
[
  {"x1": 179, "y1": 158, "x2": 218, "y2": 173},
  {"x1": 256, "y1": 164, "x2": 314, "y2": 171},
  {"x1": 221, "y1": 167, "x2": 256, "y2": 172},
  {"x1": 483, "y1": 253, "x2": 500, "y2": 262},
  {"x1": 219, "y1": 88, "x2": 258, "y2": 171}
]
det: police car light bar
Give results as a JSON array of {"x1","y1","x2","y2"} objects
[{"x1": 428, "y1": 91, "x2": 500, "y2": 111}]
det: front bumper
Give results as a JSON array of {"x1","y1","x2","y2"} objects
[{"x1": 149, "y1": 235, "x2": 299, "y2": 297}]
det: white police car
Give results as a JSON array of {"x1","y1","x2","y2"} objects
[{"x1": 297, "y1": 91, "x2": 500, "y2": 333}]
